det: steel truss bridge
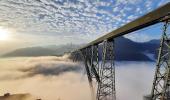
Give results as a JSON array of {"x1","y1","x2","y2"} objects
[{"x1": 71, "y1": 2, "x2": 170, "y2": 100}]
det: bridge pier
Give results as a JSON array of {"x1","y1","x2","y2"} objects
[
  {"x1": 80, "y1": 46, "x2": 99, "y2": 100},
  {"x1": 97, "y1": 40, "x2": 116, "y2": 100},
  {"x1": 151, "y1": 19, "x2": 170, "y2": 100},
  {"x1": 80, "y1": 40, "x2": 116, "y2": 100}
]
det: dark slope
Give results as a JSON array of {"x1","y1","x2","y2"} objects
[
  {"x1": 2, "y1": 47, "x2": 56, "y2": 57},
  {"x1": 2, "y1": 37, "x2": 160, "y2": 61},
  {"x1": 2, "y1": 44, "x2": 80, "y2": 57},
  {"x1": 114, "y1": 37, "x2": 159, "y2": 61}
]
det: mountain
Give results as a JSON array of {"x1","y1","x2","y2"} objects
[
  {"x1": 2, "y1": 47, "x2": 56, "y2": 57},
  {"x1": 1, "y1": 44, "x2": 81, "y2": 57},
  {"x1": 114, "y1": 37, "x2": 159, "y2": 61},
  {"x1": 1, "y1": 37, "x2": 160, "y2": 61},
  {"x1": 73, "y1": 37, "x2": 159, "y2": 61}
]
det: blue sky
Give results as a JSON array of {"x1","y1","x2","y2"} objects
[{"x1": 0, "y1": 0, "x2": 169, "y2": 53}]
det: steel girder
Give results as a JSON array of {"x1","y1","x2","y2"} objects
[{"x1": 151, "y1": 20, "x2": 170, "y2": 100}]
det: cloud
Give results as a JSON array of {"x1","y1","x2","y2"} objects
[
  {"x1": 0, "y1": 0, "x2": 167, "y2": 55},
  {"x1": 0, "y1": 55, "x2": 157, "y2": 100},
  {"x1": 0, "y1": 0, "x2": 164, "y2": 42},
  {"x1": 19, "y1": 62, "x2": 82, "y2": 77},
  {"x1": 124, "y1": 22, "x2": 163, "y2": 42},
  {"x1": 0, "y1": 55, "x2": 84, "y2": 80},
  {"x1": 145, "y1": 0, "x2": 153, "y2": 11},
  {"x1": 116, "y1": 0, "x2": 142, "y2": 5},
  {"x1": 157, "y1": 0, "x2": 170, "y2": 6},
  {"x1": 124, "y1": 32, "x2": 155, "y2": 42},
  {"x1": 0, "y1": 55, "x2": 90, "y2": 100},
  {"x1": 115, "y1": 62, "x2": 155, "y2": 100}
]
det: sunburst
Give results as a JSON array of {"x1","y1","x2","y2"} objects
[{"x1": 0, "y1": 27, "x2": 10, "y2": 41}]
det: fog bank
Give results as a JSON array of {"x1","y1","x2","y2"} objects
[{"x1": 0, "y1": 56, "x2": 156, "y2": 100}]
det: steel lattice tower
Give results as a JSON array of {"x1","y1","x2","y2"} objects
[
  {"x1": 79, "y1": 40, "x2": 116, "y2": 100},
  {"x1": 151, "y1": 19, "x2": 170, "y2": 100},
  {"x1": 97, "y1": 40, "x2": 116, "y2": 100}
]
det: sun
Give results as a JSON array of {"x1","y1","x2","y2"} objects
[{"x1": 0, "y1": 27, "x2": 10, "y2": 41}]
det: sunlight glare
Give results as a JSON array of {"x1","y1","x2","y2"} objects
[{"x1": 0, "y1": 27, "x2": 10, "y2": 41}]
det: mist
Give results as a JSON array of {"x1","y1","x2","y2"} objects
[
  {"x1": 0, "y1": 55, "x2": 156, "y2": 100},
  {"x1": 115, "y1": 62, "x2": 155, "y2": 100}
]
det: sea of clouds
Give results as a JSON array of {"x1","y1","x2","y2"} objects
[{"x1": 0, "y1": 55, "x2": 156, "y2": 100}]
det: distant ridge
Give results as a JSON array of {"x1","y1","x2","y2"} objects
[
  {"x1": 1, "y1": 44, "x2": 81, "y2": 57},
  {"x1": 2, "y1": 47, "x2": 56, "y2": 57},
  {"x1": 1, "y1": 37, "x2": 160, "y2": 61},
  {"x1": 114, "y1": 37, "x2": 159, "y2": 61}
]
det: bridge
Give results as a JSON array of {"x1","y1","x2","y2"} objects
[{"x1": 71, "y1": 2, "x2": 170, "y2": 100}]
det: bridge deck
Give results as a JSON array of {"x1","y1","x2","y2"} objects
[{"x1": 79, "y1": 2, "x2": 170, "y2": 50}]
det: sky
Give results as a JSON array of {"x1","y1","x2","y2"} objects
[{"x1": 0, "y1": 0, "x2": 169, "y2": 53}]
